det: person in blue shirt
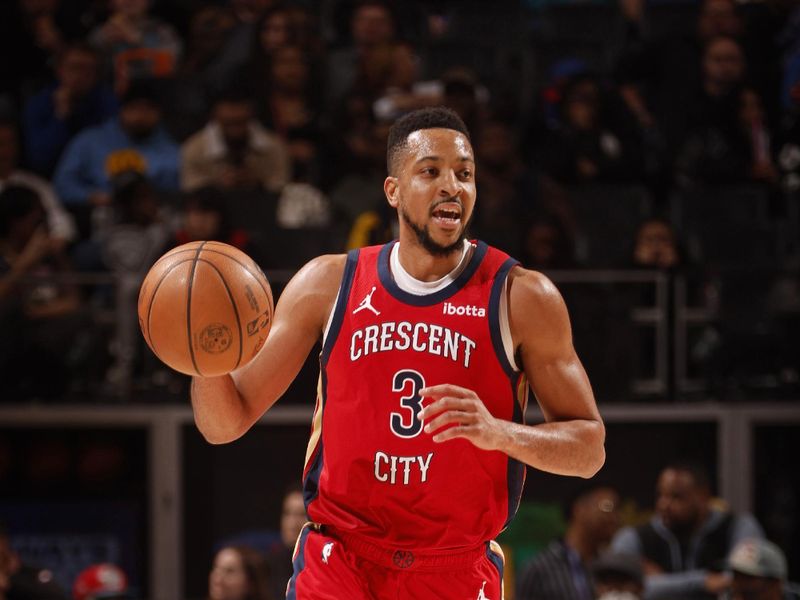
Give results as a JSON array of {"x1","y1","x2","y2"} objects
[
  {"x1": 53, "y1": 78, "x2": 179, "y2": 215},
  {"x1": 23, "y1": 42, "x2": 118, "y2": 177}
]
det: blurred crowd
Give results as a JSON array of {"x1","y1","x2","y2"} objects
[
  {"x1": 4, "y1": 466, "x2": 800, "y2": 599},
  {"x1": 0, "y1": 0, "x2": 799, "y2": 400}
]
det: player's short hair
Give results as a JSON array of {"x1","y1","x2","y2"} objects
[{"x1": 386, "y1": 107, "x2": 470, "y2": 175}]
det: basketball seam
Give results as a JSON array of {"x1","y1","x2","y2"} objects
[
  {"x1": 200, "y1": 259, "x2": 244, "y2": 370},
  {"x1": 187, "y1": 242, "x2": 207, "y2": 376},
  {"x1": 155, "y1": 246, "x2": 273, "y2": 316},
  {"x1": 146, "y1": 257, "x2": 196, "y2": 364}
]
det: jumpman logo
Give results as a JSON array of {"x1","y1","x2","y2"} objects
[
  {"x1": 322, "y1": 542, "x2": 334, "y2": 564},
  {"x1": 477, "y1": 581, "x2": 490, "y2": 600},
  {"x1": 353, "y1": 286, "x2": 380, "y2": 316}
]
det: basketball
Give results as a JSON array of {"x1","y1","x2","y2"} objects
[{"x1": 137, "y1": 241, "x2": 274, "y2": 377}]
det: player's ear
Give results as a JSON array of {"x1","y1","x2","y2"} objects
[{"x1": 384, "y1": 176, "x2": 399, "y2": 207}]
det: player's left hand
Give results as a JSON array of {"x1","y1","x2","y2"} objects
[{"x1": 418, "y1": 384, "x2": 506, "y2": 451}]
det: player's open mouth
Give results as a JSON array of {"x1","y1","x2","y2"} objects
[{"x1": 431, "y1": 204, "x2": 462, "y2": 229}]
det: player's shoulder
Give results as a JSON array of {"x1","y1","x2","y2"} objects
[
  {"x1": 506, "y1": 266, "x2": 570, "y2": 346},
  {"x1": 277, "y1": 254, "x2": 348, "y2": 326},
  {"x1": 507, "y1": 266, "x2": 563, "y2": 308},
  {"x1": 293, "y1": 253, "x2": 348, "y2": 292}
]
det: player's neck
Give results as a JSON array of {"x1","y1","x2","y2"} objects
[{"x1": 395, "y1": 238, "x2": 468, "y2": 282}]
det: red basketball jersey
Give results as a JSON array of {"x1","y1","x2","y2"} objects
[{"x1": 302, "y1": 241, "x2": 527, "y2": 551}]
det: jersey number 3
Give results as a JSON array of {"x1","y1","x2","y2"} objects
[{"x1": 390, "y1": 369, "x2": 426, "y2": 438}]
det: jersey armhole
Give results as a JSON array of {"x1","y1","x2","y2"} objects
[
  {"x1": 320, "y1": 249, "x2": 359, "y2": 365},
  {"x1": 499, "y1": 277, "x2": 520, "y2": 372},
  {"x1": 321, "y1": 290, "x2": 340, "y2": 344},
  {"x1": 489, "y1": 258, "x2": 521, "y2": 377}
]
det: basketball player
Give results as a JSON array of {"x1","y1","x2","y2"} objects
[{"x1": 191, "y1": 107, "x2": 605, "y2": 599}]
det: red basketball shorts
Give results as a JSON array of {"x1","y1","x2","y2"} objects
[{"x1": 285, "y1": 524, "x2": 505, "y2": 599}]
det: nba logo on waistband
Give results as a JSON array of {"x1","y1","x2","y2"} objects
[{"x1": 322, "y1": 542, "x2": 334, "y2": 564}]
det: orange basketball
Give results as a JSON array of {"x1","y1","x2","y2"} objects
[{"x1": 138, "y1": 241, "x2": 274, "y2": 376}]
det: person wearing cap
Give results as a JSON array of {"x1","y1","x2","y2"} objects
[
  {"x1": 611, "y1": 462, "x2": 764, "y2": 599},
  {"x1": 728, "y1": 538, "x2": 800, "y2": 600},
  {"x1": 72, "y1": 564, "x2": 129, "y2": 600},
  {"x1": 517, "y1": 484, "x2": 621, "y2": 600},
  {"x1": 592, "y1": 551, "x2": 645, "y2": 600}
]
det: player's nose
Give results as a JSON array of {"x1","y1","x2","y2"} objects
[{"x1": 438, "y1": 169, "x2": 463, "y2": 197}]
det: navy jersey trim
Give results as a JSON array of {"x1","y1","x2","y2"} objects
[
  {"x1": 488, "y1": 257, "x2": 519, "y2": 380},
  {"x1": 286, "y1": 525, "x2": 313, "y2": 600},
  {"x1": 377, "y1": 240, "x2": 489, "y2": 306},
  {"x1": 505, "y1": 373, "x2": 526, "y2": 529},
  {"x1": 320, "y1": 249, "x2": 359, "y2": 366},
  {"x1": 303, "y1": 372, "x2": 326, "y2": 508},
  {"x1": 485, "y1": 542, "x2": 505, "y2": 580},
  {"x1": 306, "y1": 251, "x2": 358, "y2": 509}
]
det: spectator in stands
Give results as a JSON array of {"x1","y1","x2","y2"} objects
[
  {"x1": 517, "y1": 484, "x2": 621, "y2": 600},
  {"x1": 326, "y1": 0, "x2": 398, "y2": 105},
  {"x1": 253, "y1": 44, "x2": 327, "y2": 185},
  {"x1": 248, "y1": 5, "x2": 324, "y2": 74},
  {"x1": 101, "y1": 171, "x2": 171, "y2": 271},
  {"x1": 0, "y1": 521, "x2": 66, "y2": 600},
  {"x1": 265, "y1": 483, "x2": 306, "y2": 600},
  {"x1": 471, "y1": 119, "x2": 538, "y2": 256},
  {"x1": 331, "y1": 115, "x2": 392, "y2": 238},
  {"x1": 162, "y1": 4, "x2": 237, "y2": 142},
  {"x1": 631, "y1": 218, "x2": 683, "y2": 272},
  {"x1": 440, "y1": 67, "x2": 489, "y2": 138},
  {"x1": 53, "y1": 79, "x2": 179, "y2": 239},
  {"x1": 539, "y1": 74, "x2": 643, "y2": 185},
  {"x1": 209, "y1": 545, "x2": 272, "y2": 600},
  {"x1": 0, "y1": 185, "x2": 86, "y2": 399},
  {"x1": 369, "y1": 65, "x2": 490, "y2": 138},
  {"x1": 0, "y1": 0, "x2": 85, "y2": 107},
  {"x1": 23, "y1": 43, "x2": 118, "y2": 177},
  {"x1": 172, "y1": 186, "x2": 264, "y2": 266},
  {"x1": 201, "y1": 0, "x2": 274, "y2": 97},
  {"x1": 614, "y1": 0, "x2": 745, "y2": 152},
  {"x1": 181, "y1": 89, "x2": 290, "y2": 193},
  {"x1": 611, "y1": 462, "x2": 764, "y2": 599},
  {"x1": 676, "y1": 82, "x2": 778, "y2": 187},
  {"x1": 592, "y1": 551, "x2": 645, "y2": 600},
  {"x1": 728, "y1": 538, "x2": 800, "y2": 600},
  {"x1": 100, "y1": 171, "x2": 172, "y2": 391},
  {"x1": 89, "y1": 0, "x2": 182, "y2": 94},
  {"x1": 0, "y1": 119, "x2": 76, "y2": 247},
  {"x1": 521, "y1": 213, "x2": 577, "y2": 270},
  {"x1": 72, "y1": 563, "x2": 129, "y2": 600}
]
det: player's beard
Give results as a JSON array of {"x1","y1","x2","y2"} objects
[{"x1": 399, "y1": 203, "x2": 469, "y2": 258}]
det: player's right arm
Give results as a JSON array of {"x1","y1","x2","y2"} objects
[{"x1": 190, "y1": 254, "x2": 346, "y2": 444}]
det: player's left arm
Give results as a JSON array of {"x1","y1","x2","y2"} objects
[{"x1": 418, "y1": 267, "x2": 605, "y2": 478}]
